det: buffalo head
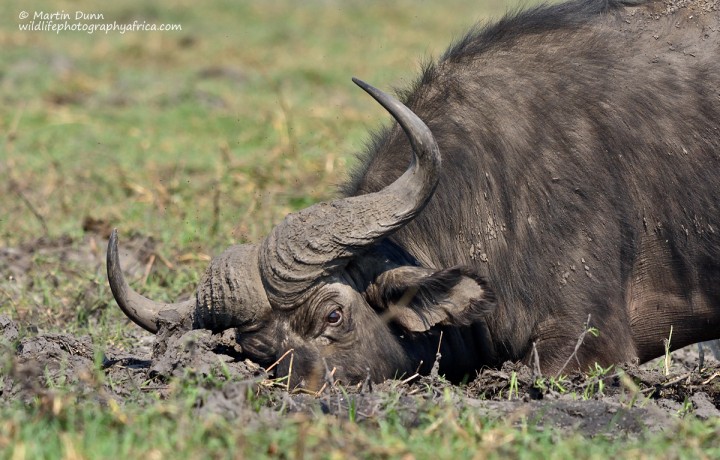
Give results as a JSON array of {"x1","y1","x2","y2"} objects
[{"x1": 107, "y1": 79, "x2": 495, "y2": 388}]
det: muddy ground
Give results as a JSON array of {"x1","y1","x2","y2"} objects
[{"x1": 2, "y1": 233, "x2": 720, "y2": 439}]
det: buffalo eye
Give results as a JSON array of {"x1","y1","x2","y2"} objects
[{"x1": 326, "y1": 309, "x2": 343, "y2": 325}]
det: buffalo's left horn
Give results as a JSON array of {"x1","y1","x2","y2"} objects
[
  {"x1": 107, "y1": 229, "x2": 195, "y2": 333},
  {"x1": 259, "y1": 78, "x2": 441, "y2": 307}
]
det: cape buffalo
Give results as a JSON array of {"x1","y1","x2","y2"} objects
[{"x1": 108, "y1": 0, "x2": 720, "y2": 388}]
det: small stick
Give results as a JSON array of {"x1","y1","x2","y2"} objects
[
  {"x1": 155, "y1": 251, "x2": 175, "y2": 270},
  {"x1": 360, "y1": 367, "x2": 372, "y2": 394},
  {"x1": 286, "y1": 351, "x2": 294, "y2": 392},
  {"x1": 638, "y1": 372, "x2": 694, "y2": 394},
  {"x1": 323, "y1": 359, "x2": 336, "y2": 387},
  {"x1": 400, "y1": 373, "x2": 420, "y2": 385},
  {"x1": 702, "y1": 372, "x2": 720, "y2": 385},
  {"x1": 430, "y1": 331, "x2": 444, "y2": 380},
  {"x1": 555, "y1": 314, "x2": 592, "y2": 377},
  {"x1": 142, "y1": 253, "x2": 156, "y2": 285},
  {"x1": 265, "y1": 348, "x2": 295, "y2": 373},
  {"x1": 314, "y1": 362, "x2": 337, "y2": 396},
  {"x1": 407, "y1": 387, "x2": 424, "y2": 396},
  {"x1": 531, "y1": 341, "x2": 542, "y2": 379},
  {"x1": 663, "y1": 325, "x2": 674, "y2": 376},
  {"x1": 140, "y1": 385, "x2": 170, "y2": 392}
]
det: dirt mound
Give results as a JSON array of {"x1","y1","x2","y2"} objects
[
  {"x1": 2, "y1": 314, "x2": 719, "y2": 438},
  {"x1": 2, "y1": 233, "x2": 720, "y2": 437}
]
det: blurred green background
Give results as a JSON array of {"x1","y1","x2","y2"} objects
[
  {"x1": 1, "y1": 0, "x2": 525, "y2": 248},
  {"x1": 3, "y1": 3, "x2": 720, "y2": 459},
  {"x1": 0, "y1": 0, "x2": 527, "y2": 332}
]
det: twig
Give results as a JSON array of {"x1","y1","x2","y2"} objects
[
  {"x1": 400, "y1": 373, "x2": 420, "y2": 385},
  {"x1": 639, "y1": 371, "x2": 694, "y2": 394},
  {"x1": 531, "y1": 341, "x2": 542, "y2": 379},
  {"x1": 702, "y1": 372, "x2": 720, "y2": 385},
  {"x1": 555, "y1": 314, "x2": 592, "y2": 377},
  {"x1": 323, "y1": 359, "x2": 336, "y2": 387},
  {"x1": 360, "y1": 367, "x2": 372, "y2": 394},
  {"x1": 663, "y1": 325, "x2": 673, "y2": 376},
  {"x1": 141, "y1": 253, "x2": 156, "y2": 286},
  {"x1": 155, "y1": 251, "x2": 175, "y2": 270},
  {"x1": 286, "y1": 351, "x2": 294, "y2": 392},
  {"x1": 314, "y1": 361, "x2": 337, "y2": 396},
  {"x1": 407, "y1": 387, "x2": 424, "y2": 396},
  {"x1": 264, "y1": 348, "x2": 295, "y2": 373},
  {"x1": 140, "y1": 385, "x2": 170, "y2": 392},
  {"x1": 430, "y1": 331, "x2": 444, "y2": 380}
]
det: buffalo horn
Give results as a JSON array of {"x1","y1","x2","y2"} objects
[
  {"x1": 107, "y1": 229, "x2": 194, "y2": 333},
  {"x1": 259, "y1": 78, "x2": 441, "y2": 307}
]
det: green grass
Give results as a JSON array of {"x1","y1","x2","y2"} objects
[
  {"x1": 1, "y1": 0, "x2": 523, "y2": 248},
  {"x1": 1, "y1": 386, "x2": 719, "y2": 459},
  {"x1": 0, "y1": 0, "x2": 527, "y2": 331},
  {"x1": 2, "y1": 0, "x2": 719, "y2": 458}
]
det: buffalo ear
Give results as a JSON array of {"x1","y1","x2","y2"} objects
[{"x1": 366, "y1": 266, "x2": 496, "y2": 333}]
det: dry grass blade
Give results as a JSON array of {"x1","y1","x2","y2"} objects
[
  {"x1": 555, "y1": 314, "x2": 592, "y2": 377},
  {"x1": 286, "y1": 351, "x2": 294, "y2": 392},
  {"x1": 265, "y1": 348, "x2": 295, "y2": 374},
  {"x1": 314, "y1": 362, "x2": 337, "y2": 396},
  {"x1": 430, "y1": 331, "x2": 444, "y2": 380},
  {"x1": 141, "y1": 254, "x2": 156, "y2": 285},
  {"x1": 531, "y1": 341, "x2": 542, "y2": 379},
  {"x1": 702, "y1": 372, "x2": 720, "y2": 385}
]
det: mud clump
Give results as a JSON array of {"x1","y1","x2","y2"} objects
[
  {"x1": 1, "y1": 313, "x2": 720, "y2": 438},
  {"x1": 148, "y1": 322, "x2": 264, "y2": 383},
  {"x1": 3, "y1": 331, "x2": 97, "y2": 403}
]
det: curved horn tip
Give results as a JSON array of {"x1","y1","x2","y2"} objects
[
  {"x1": 106, "y1": 228, "x2": 162, "y2": 334},
  {"x1": 351, "y1": 77, "x2": 371, "y2": 91},
  {"x1": 107, "y1": 229, "x2": 195, "y2": 334},
  {"x1": 352, "y1": 77, "x2": 389, "y2": 103},
  {"x1": 107, "y1": 228, "x2": 121, "y2": 286},
  {"x1": 109, "y1": 228, "x2": 119, "y2": 251}
]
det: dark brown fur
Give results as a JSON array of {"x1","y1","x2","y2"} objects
[
  {"x1": 344, "y1": 0, "x2": 720, "y2": 375},
  {"x1": 114, "y1": 0, "x2": 720, "y2": 386}
]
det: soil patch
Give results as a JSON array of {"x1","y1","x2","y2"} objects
[
  {"x1": 3, "y1": 314, "x2": 719, "y2": 438},
  {"x1": 2, "y1": 234, "x2": 720, "y2": 437}
]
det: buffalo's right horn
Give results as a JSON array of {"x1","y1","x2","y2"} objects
[
  {"x1": 259, "y1": 78, "x2": 441, "y2": 308},
  {"x1": 107, "y1": 229, "x2": 194, "y2": 333},
  {"x1": 108, "y1": 230, "x2": 273, "y2": 333},
  {"x1": 108, "y1": 79, "x2": 441, "y2": 329}
]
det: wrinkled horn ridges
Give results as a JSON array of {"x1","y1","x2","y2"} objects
[
  {"x1": 260, "y1": 79, "x2": 441, "y2": 308},
  {"x1": 193, "y1": 243, "x2": 274, "y2": 331},
  {"x1": 107, "y1": 229, "x2": 194, "y2": 333}
]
